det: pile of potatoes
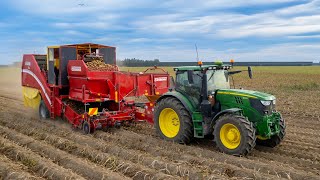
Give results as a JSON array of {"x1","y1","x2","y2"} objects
[{"x1": 86, "y1": 60, "x2": 118, "y2": 71}]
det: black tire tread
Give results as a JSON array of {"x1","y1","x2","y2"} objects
[
  {"x1": 154, "y1": 97, "x2": 193, "y2": 144},
  {"x1": 213, "y1": 114, "x2": 256, "y2": 156},
  {"x1": 82, "y1": 121, "x2": 90, "y2": 134},
  {"x1": 39, "y1": 100, "x2": 50, "y2": 119}
]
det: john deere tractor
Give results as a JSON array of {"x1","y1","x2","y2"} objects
[{"x1": 154, "y1": 63, "x2": 285, "y2": 156}]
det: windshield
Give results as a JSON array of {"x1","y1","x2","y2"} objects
[
  {"x1": 175, "y1": 70, "x2": 202, "y2": 106},
  {"x1": 207, "y1": 70, "x2": 230, "y2": 93}
]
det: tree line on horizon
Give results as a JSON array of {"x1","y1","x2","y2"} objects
[
  {"x1": 117, "y1": 58, "x2": 160, "y2": 67},
  {"x1": 116, "y1": 58, "x2": 316, "y2": 67}
]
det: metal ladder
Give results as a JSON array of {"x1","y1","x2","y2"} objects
[
  {"x1": 50, "y1": 87, "x2": 55, "y2": 119},
  {"x1": 193, "y1": 112, "x2": 204, "y2": 138}
]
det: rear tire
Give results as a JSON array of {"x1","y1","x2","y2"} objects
[
  {"x1": 213, "y1": 114, "x2": 256, "y2": 156},
  {"x1": 154, "y1": 97, "x2": 193, "y2": 144},
  {"x1": 257, "y1": 117, "x2": 286, "y2": 147},
  {"x1": 39, "y1": 100, "x2": 50, "y2": 120}
]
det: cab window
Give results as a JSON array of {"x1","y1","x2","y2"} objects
[{"x1": 176, "y1": 70, "x2": 202, "y2": 106}]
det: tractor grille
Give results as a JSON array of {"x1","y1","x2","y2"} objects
[
  {"x1": 249, "y1": 99, "x2": 275, "y2": 115},
  {"x1": 235, "y1": 97, "x2": 244, "y2": 104}
]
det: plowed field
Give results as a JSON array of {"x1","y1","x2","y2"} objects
[{"x1": 0, "y1": 66, "x2": 320, "y2": 180}]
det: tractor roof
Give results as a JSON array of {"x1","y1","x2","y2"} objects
[
  {"x1": 48, "y1": 43, "x2": 115, "y2": 49},
  {"x1": 173, "y1": 64, "x2": 231, "y2": 71}
]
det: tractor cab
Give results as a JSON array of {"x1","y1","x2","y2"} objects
[
  {"x1": 173, "y1": 64, "x2": 234, "y2": 110},
  {"x1": 173, "y1": 63, "x2": 253, "y2": 112}
]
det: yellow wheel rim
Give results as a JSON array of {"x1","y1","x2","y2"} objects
[
  {"x1": 220, "y1": 123, "x2": 241, "y2": 149},
  {"x1": 159, "y1": 108, "x2": 180, "y2": 138}
]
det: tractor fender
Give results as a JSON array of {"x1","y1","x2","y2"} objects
[
  {"x1": 210, "y1": 108, "x2": 243, "y2": 127},
  {"x1": 156, "y1": 92, "x2": 195, "y2": 116}
]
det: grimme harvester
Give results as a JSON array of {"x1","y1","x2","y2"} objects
[{"x1": 22, "y1": 43, "x2": 285, "y2": 156}]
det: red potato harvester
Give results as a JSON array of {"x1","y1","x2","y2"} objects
[{"x1": 21, "y1": 43, "x2": 170, "y2": 133}]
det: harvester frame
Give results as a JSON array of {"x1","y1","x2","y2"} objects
[{"x1": 22, "y1": 43, "x2": 169, "y2": 134}]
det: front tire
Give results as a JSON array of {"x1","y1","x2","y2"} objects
[
  {"x1": 154, "y1": 97, "x2": 193, "y2": 144},
  {"x1": 213, "y1": 114, "x2": 256, "y2": 156},
  {"x1": 257, "y1": 117, "x2": 286, "y2": 147},
  {"x1": 39, "y1": 100, "x2": 50, "y2": 120},
  {"x1": 82, "y1": 121, "x2": 92, "y2": 134}
]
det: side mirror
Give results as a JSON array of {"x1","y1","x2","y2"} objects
[
  {"x1": 248, "y1": 66, "x2": 253, "y2": 79},
  {"x1": 187, "y1": 70, "x2": 194, "y2": 84}
]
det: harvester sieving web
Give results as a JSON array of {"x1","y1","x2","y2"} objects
[{"x1": 22, "y1": 43, "x2": 285, "y2": 156}]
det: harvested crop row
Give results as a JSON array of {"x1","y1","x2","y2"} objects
[
  {"x1": 255, "y1": 145, "x2": 319, "y2": 162},
  {"x1": 252, "y1": 150, "x2": 320, "y2": 176},
  {"x1": 94, "y1": 132, "x2": 284, "y2": 179},
  {"x1": 36, "y1": 134, "x2": 180, "y2": 180},
  {"x1": 96, "y1": 129, "x2": 320, "y2": 179},
  {"x1": 282, "y1": 112, "x2": 320, "y2": 120},
  {"x1": 0, "y1": 120, "x2": 176, "y2": 180},
  {"x1": 0, "y1": 93, "x2": 22, "y2": 102},
  {"x1": 0, "y1": 154, "x2": 41, "y2": 180},
  {"x1": 0, "y1": 136, "x2": 83, "y2": 180},
  {"x1": 281, "y1": 141, "x2": 320, "y2": 152},
  {"x1": 286, "y1": 120, "x2": 320, "y2": 130},
  {"x1": 12, "y1": 113, "x2": 272, "y2": 179},
  {"x1": 0, "y1": 126, "x2": 128, "y2": 180},
  {"x1": 119, "y1": 121, "x2": 320, "y2": 177},
  {"x1": 21, "y1": 108, "x2": 310, "y2": 180},
  {"x1": 0, "y1": 108, "x2": 270, "y2": 179},
  {"x1": 287, "y1": 127, "x2": 320, "y2": 137},
  {"x1": 0, "y1": 112, "x2": 223, "y2": 179},
  {"x1": 286, "y1": 117, "x2": 320, "y2": 130},
  {"x1": 123, "y1": 122, "x2": 157, "y2": 136},
  {"x1": 286, "y1": 121, "x2": 320, "y2": 131},
  {"x1": 285, "y1": 133, "x2": 320, "y2": 145}
]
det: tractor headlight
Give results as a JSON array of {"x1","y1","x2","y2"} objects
[
  {"x1": 272, "y1": 99, "x2": 276, "y2": 105},
  {"x1": 260, "y1": 100, "x2": 272, "y2": 106}
]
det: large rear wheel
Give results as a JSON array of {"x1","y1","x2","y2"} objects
[
  {"x1": 213, "y1": 114, "x2": 256, "y2": 156},
  {"x1": 39, "y1": 100, "x2": 50, "y2": 120},
  {"x1": 257, "y1": 117, "x2": 286, "y2": 147},
  {"x1": 154, "y1": 97, "x2": 193, "y2": 144}
]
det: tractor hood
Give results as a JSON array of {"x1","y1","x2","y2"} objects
[{"x1": 217, "y1": 89, "x2": 275, "y2": 101}]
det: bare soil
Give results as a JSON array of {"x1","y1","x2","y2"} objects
[{"x1": 0, "y1": 67, "x2": 319, "y2": 180}]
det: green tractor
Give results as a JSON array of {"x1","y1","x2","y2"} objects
[{"x1": 154, "y1": 63, "x2": 286, "y2": 156}]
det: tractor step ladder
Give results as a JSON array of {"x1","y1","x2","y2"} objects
[
  {"x1": 193, "y1": 122, "x2": 204, "y2": 138},
  {"x1": 193, "y1": 117, "x2": 204, "y2": 138}
]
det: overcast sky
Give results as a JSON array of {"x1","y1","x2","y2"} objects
[{"x1": 0, "y1": 0, "x2": 320, "y2": 64}]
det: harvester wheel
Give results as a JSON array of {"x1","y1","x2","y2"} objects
[
  {"x1": 154, "y1": 97, "x2": 193, "y2": 144},
  {"x1": 213, "y1": 114, "x2": 256, "y2": 156},
  {"x1": 257, "y1": 117, "x2": 286, "y2": 147},
  {"x1": 82, "y1": 121, "x2": 92, "y2": 134},
  {"x1": 39, "y1": 100, "x2": 50, "y2": 120}
]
